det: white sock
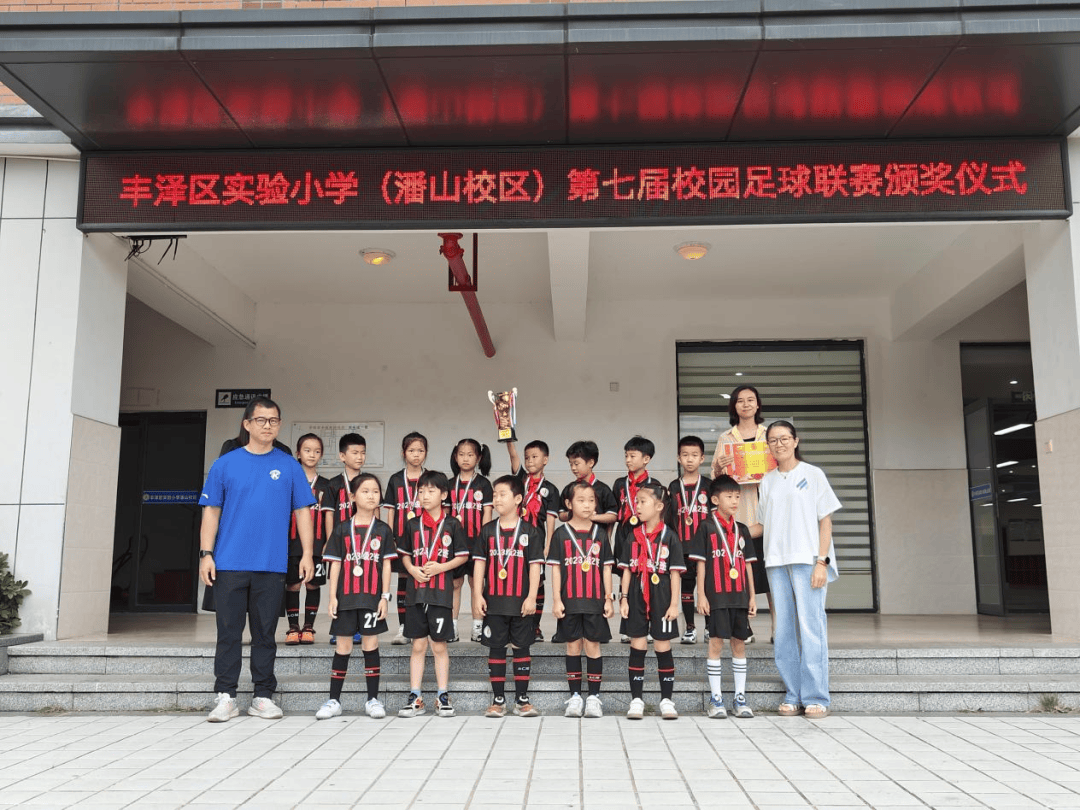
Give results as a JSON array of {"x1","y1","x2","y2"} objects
[
  {"x1": 733, "y1": 657, "x2": 747, "y2": 696},
  {"x1": 473, "y1": 619, "x2": 482, "y2": 630},
  {"x1": 453, "y1": 619, "x2": 458, "y2": 633},
  {"x1": 706, "y1": 658, "x2": 723, "y2": 700}
]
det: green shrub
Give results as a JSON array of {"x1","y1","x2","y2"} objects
[{"x1": 0, "y1": 552, "x2": 29, "y2": 635}]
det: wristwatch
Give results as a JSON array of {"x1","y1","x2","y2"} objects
[
  {"x1": 199, "y1": 550, "x2": 214, "y2": 559},
  {"x1": 816, "y1": 556, "x2": 830, "y2": 566},
  {"x1": 381, "y1": 592, "x2": 392, "y2": 601}
]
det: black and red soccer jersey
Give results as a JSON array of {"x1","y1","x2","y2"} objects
[
  {"x1": 687, "y1": 514, "x2": 756, "y2": 609},
  {"x1": 617, "y1": 522, "x2": 686, "y2": 617},
  {"x1": 446, "y1": 473, "x2": 493, "y2": 540},
  {"x1": 323, "y1": 517, "x2": 397, "y2": 611},
  {"x1": 289, "y1": 475, "x2": 333, "y2": 557},
  {"x1": 559, "y1": 475, "x2": 619, "y2": 518},
  {"x1": 546, "y1": 524, "x2": 614, "y2": 615},
  {"x1": 396, "y1": 511, "x2": 469, "y2": 608},
  {"x1": 516, "y1": 469, "x2": 560, "y2": 531},
  {"x1": 473, "y1": 519, "x2": 546, "y2": 616},
  {"x1": 382, "y1": 470, "x2": 423, "y2": 539},
  {"x1": 326, "y1": 472, "x2": 358, "y2": 533},
  {"x1": 665, "y1": 475, "x2": 713, "y2": 547},
  {"x1": 612, "y1": 470, "x2": 659, "y2": 525}
]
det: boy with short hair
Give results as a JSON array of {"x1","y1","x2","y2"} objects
[
  {"x1": 618, "y1": 482, "x2": 685, "y2": 720},
  {"x1": 324, "y1": 433, "x2": 367, "y2": 645},
  {"x1": 316, "y1": 473, "x2": 396, "y2": 720},
  {"x1": 666, "y1": 436, "x2": 712, "y2": 644},
  {"x1": 395, "y1": 470, "x2": 470, "y2": 717},
  {"x1": 506, "y1": 439, "x2": 560, "y2": 643},
  {"x1": 549, "y1": 480, "x2": 615, "y2": 718},
  {"x1": 558, "y1": 441, "x2": 618, "y2": 524},
  {"x1": 473, "y1": 475, "x2": 546, "y2": 717},
  {"x1": 689, "y1": 475, "x2": 757, "y2": 719},
  {"x1": 612, "y1": 436, "x2": 659, "y2": 529}
]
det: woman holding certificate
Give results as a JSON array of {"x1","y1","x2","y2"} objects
[{"x1": 710, "y1": 385, "x2": 774, "y2": 641}]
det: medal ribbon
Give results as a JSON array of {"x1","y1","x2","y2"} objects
[
  {"x1": 494, "y1": 520, "x2": 522, "y2": 582},
  {"x1": 635, "y1": 524, "x2": 666, "y2": 616},
  {"x1": 679, "y1": 476, "x2": 702, "y2": 530},
  {"x1": 623, "y1": 469, "x2": 649, "y2": 521},
  {"x1": 419, "y1": 512, "x2": 447, "y2": 572},
  {"x1": 714, "y1": 514, "x2": 739, "y2": 583},
  {"x1": 349, "y1": 517, "x2": 377, "y2": 591},
  {"x1": 452, "y1": 474, "x2": 475, "y2": 519},
  {"x1": 567, "y1": 524, "x2": 598, "y2": 569}
]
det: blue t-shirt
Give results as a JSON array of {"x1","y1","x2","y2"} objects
[{"x1": 200, "y1": 447, "x2": 316, "y2": 573}]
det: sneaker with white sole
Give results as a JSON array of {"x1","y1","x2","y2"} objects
[
  {"x1": 392, "y1": 627, "x2": 409, "y2": 645},
  {"x1": 565, "y1": 693, "x2": 584, "y2": 718},
  {"x1": 620, "y1": 634, "x2": 631, "y2": 644},
  {"x1": 733, "y1": 694, "x2": 754, "y2": 719},
  {"x1": 485, "y1": 700, "x2": 507, "y2": 718},
  {"x1": 207, "y1": 692, "x2": 238, "y2": 723},
  {"x1": 315, "y1": 698, "x2": 342, "y2": 720},
  {"x1": 471, "y1": 621, "x2": 483, "y2": 643},
  {"x1": 513, "y1": 699, "x2": 539, "y2": 717},
  {"x1": 746, "y1": 634, "x2": 755, "y2": 644},
  {"x1": 398, "y1": 693, "x2": 425, "y2": 718},
  {"x1": 626, "y1": 697, "x2": 645, "y2": 720},
  {"x1": 248, "y1": 696, "x2": 283, "y2": 719},
  {"x1": 365, "y1": 698, "x2": 386, "y2": 719},
  {"x1": 703, "y1": 629, "x2": 710, "y2": 641},
  {"x1": 584, "y1": 695, "x2": 603, "y2": 718},
  {"x1": 436, "y1": 692, "x2": 455, "y2": 717},
  {"x1": 680, "y1": 628, "x2": 696, "y2": 644},
  {"x1": 659, "y1": 698, "x2": 678, "y2": 720},
  {"x1": 707, "y1": 696, "x2": 728, "y2": 719}
]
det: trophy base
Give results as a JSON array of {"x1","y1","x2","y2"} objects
[{"x1": 498, "y1": 428, "x2": 517, "y2": 444}]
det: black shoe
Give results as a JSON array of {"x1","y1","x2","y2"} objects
[{"x1": 551, "y1": 631, "x2": 564, "y2": 643}]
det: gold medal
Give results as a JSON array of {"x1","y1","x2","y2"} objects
[
  {"x1": 650, "y1": 573, "x2": 660, "y2": 585},
  {"x1": 498, "y1": 568, "x2": 508, "y2": 580},
  {"x1": 730, "y1": 568, "x2": 739, "y2": 580},
  {"x1": 353, "y1": 565, "x2": 363, "y2": 577},
  {"x1": 629, "y1": 516, "x2": 639, "y2": 526},
  {"x1": 581, "y1": 562, "x2": 591, "y2": 572},
  {"x1": 407, "y1": 510, "x2": 416, "y2": 520},
  {"x1": 521, "y1": 507, "x2": 529, "y2": 518},
  {"x1": 684, "y1": 515, "x2": 693, "y2": 527}
]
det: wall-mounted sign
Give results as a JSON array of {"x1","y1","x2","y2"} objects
[
  {"x1": 292, "y1": 421, "x2": 386, "y2": 473},
  {"x1": 970, "y1": 483, "x2": 994, "y2": 501},
  {"x1": 142, "y1": 490, "x2": 200, "y2": 505},
  {"x1": 216, "y1": 389, "x2": 271, "y2": 409},
  {"x1": 78, "y1": 139, "x2": 1069, "y2": 232}
]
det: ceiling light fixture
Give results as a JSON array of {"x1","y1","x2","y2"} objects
[
  {"x1": 994, "y1": 423, "x2": 1032, "y2": 436},
  {"x1": 675, "y1": 242, "x2": 710, "y2": 260},
  {"x1": 361, "y1": 249, "x2": 395, "y2": 266},
  {"x1": 1007, "y1": 497, "x2": 1027, "y2": 502},
  {"x1": 1009, "y1": 379, "x2": 1019, "y2": 385},
  {"x1": 996, "y1": 460, "x2": 1018, "y2": 468}
]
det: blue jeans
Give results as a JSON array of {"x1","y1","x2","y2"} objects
[{"x1": 767, "y1": 563, "x2": 829, "y2": 707}]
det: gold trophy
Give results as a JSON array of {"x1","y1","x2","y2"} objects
[{"x1": 488, "y1": 388, "x2": 518, "y2": 443}]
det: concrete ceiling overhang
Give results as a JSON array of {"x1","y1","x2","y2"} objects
[{"x1": 3, "y1": 1, "x2": 1080, "y2": 152}]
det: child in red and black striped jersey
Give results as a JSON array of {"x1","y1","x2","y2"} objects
[
  {"x1": 618, "y1": 482, "x2": 686, "y2": 720},
  {"x1": 549, "y1": 480, "x2": 615, "y2": 718},
  {"x1": 447, "y1": 438, "x2": 493, "y2": 644},
  {"x1": 316, "y1": 473, "x2": 396, "y2": 720},
  {"x1": 472, "y1": 475, "x2": 545, "y2": 718},
  {"x1": 689, "y1": 475, "x2": 757, "y2": 720},
  {"x1": 382, "y1": 432, "x2": 428, "y2": 646},
  {"x1": 665, "y1": 436, "x2": 712, "y2": 646},
  {"x1": 612, "y1": 436, "x2": 661, "y2": 643},
  {"x1": 396, "y1": 470, "x2": 470, "y2": 718},
  {"x1": 506, "y1": 439, "x2": 560, "y2": 643},
  {"x1": 285, "y1": 434, "x2": 335, "y2": 646}
]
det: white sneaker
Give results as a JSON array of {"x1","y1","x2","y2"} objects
[
  {"x1": 626, "y1": 697, "x2": 645, "y2": 720},
  {"x1": 564, "y1": 694, "x2": 584, "y2": 718},
  {"x1": 471, "y1": 621, "x2": 483, "y2": 642},
  {"x1": 680, "y1": 628, "x2": 697, "y2": 644},
  {"x1": 707, "y1": 696, "x2": 728, "y2": 719},
  {"x1": 704, "y1": 629, "x2": 710, "y2": 641},
  {"x1": 646, "y1": 634, "x2": 654, "y2": 643},
  {"x1": 620, "y1": 634, "x2": 631, "y2": 644},
  {"x1": 733, "y1": 693, "x2": 754, "y2": 719},
  {"x1": 659, "y1": 698, "x2": 678, "y2": 720},
  {"x1": 365, "y1": 698, "x2": 386, "y2": 719},
  {"x1": 746, "y1": 634, "x2": 755, "y2": 644},
  {"x1": 315, "y1": 698, "x2": 342, "y2": 720},
  {"x1": 392, "y1": 627, "x2": 408, "y2": 645},
  {"x1": 207, "y1": 692, "x2": 238, "y2": 723},
  {"x1": 248, "y1": 696, "x2": 283, "y2": 719},
  {"x1": 584, "y1": 695, "x2": 603, "y2": 718}
]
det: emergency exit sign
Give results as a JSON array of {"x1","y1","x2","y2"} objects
[{"x1": 216, "y1": 389, "x2": 271, "y2": 409}]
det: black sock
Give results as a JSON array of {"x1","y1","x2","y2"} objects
[
  {"x1": 285, "y1": 590, "x2": 300, "y2": 628},
  {"x1": 329, "y1": 652, "x2": 350, "y2": 701},
  {"x1": 513, "y1": 652, "x2": 531, "y2": 701},
  {"x1": 488, "y1": 646, "x2": 507, "y2": 701},
  {"x1": 586, "y1": 655, "x2": 603, "y2": 696},
  {"x1": 629, "y1": 648, "x2": 646, "y2": 699},
  {"x1": 304, "y1": 587, "x2": 320, "y2": 628},
  {"x1": 565, "y1": 655, "x2": 582, "y2": 695},
  {"x1": 657, "y1": 649, "x2": 675, "y2": 700},
  {"x1": 681, "y1": 585, "x2": 695, "y2": 630},
  {"x1": 363, "y1": 649, "x2": 380, "y2": 701}
]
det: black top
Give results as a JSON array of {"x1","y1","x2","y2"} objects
[
  {"x1": 396, "y1": 512, "x2": 470, "y2": 608},
  {"x1": 382, "y1": 470, "x2": 423, "y2": 539},
  {"x1": 559, "y1": 476, "x2": 619, "y2": 518},
  {"x1": 515, "y1": 468, "x2": 561, "y2": 530},
  {"x1": 546, "y1": 524, "x2": 615, "y2": 615},
  {"x1": 612, "y1": 471, "x2": 661, "y2": 526},
  {"x1": 617, "y1": 522, "x2": 686, "y2": 615},
  {"x1": 473, "y1": 519, "x2": 546, "y2": 616},
  {"x1": 665, "y1": 474, "x2": 713, "y2": 547},
  {"x1": 288, "y1": 475, "x2": 333, "y2": 557},
  {"x1": 446, "y1": 473, "x2": 494, "y2": 541},
  {"x1": 687, "y1": 515, "x2": 757, "y2": 609},
  {"x1": 322, "y1": 518, "x2": 398, "y2": 611}
]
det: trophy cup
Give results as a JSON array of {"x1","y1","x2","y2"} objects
[{"x1": 488, "y1": 388, "x2": 518, "y2": 443}]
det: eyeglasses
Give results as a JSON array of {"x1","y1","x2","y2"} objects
[
  {"x1": 247, "y1": 417, "x2": 281, "y2": 427},
  {"x1": 767, "y1": 435, "x2": 794, "y2": 446}
]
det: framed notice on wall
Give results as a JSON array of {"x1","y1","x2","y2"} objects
[{"x1": 291, "y1": 421, "x2": 385, "y2": 474}]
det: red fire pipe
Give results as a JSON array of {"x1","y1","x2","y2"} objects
[{"x1": 439, "y1": 232, "x2": 496, "y2": 358}]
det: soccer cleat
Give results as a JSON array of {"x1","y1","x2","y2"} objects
[
  {"x1": 584, "y1": 695, "x2": 604, "y2": 718},
  {"x1": 353, "y1": 632, "x2": 364, "y2": 643},
  {"x1": 620, "y1": 635, "x2": 631, "y2": 644},
  {"x1": 447, "y1": 633, "x2": 459, "y2": 643},
  {"x1": 365, "y1": 698, "x2": 386, "y2": 719},
  {"x1": 299, "y1": 626, "x2": 315, "y2": 645},
  {"x1": 248, "y1": 697, "x2": 284, "y2": 719},
  {"x1": 513, "y1": 699, "x2": 539, "y2": 718},
  {"x1": 328, "y1": 636, "x2": 337, "y2": 645},
  {"x1": 707, "y1": 696, "x2": 728, "y2": 719},
  {"x1": 551, "y1": 631, "x2": 565, "y2": 644},
  {"x1": 436, "y1": 692, "x2": 455, "y2": 717},
  {"x1": 680, "y1": 628, "x2": 697, "y2": 644},
  {"x1": 564, "y1": 694, "x2": 584, "y2": 718},
  {"x1": 398, "y1": 693, "x2": 425, "y2": 718},
  {"x1": 392, "y1": 627, "x2": 409, "y2": 645},
  {"x1": 471, "y1": 621, "x2": 483, "y2": 642},
  {"x1": 659, "y1": 698, "x2": 678, "y2": 720},
  {"x1": 733, "y1": 694, "x2": 754, "y2": 719},
  {"x1": 207, "y1": 692, "x2": 238, "y2": 723},
  {"x1": 626, "y1": 698, "x2": 646, "y2": 720},
  {"x1": 315, "y1": 698, "x2": 342, "y2": 720},
  {"x1": 484, "y1": 700, "x2": 507, "y2": 719},
  {"x1": 285, "y1": 626, "x2": 301, "y2": 645}
]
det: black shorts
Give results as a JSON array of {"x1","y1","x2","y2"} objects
[
  {"x1": 481, "y1": 613, "x2": 534, "y2": 650},
  {"x1": 624, "y1": 589, "x2": 680, "y2": 641},
  {"x1": 751, "y1": 536, "x2": 769, "y2": 595},
  {"x1": 404, "y1": 603, "x2": 454, "y2": 641},
  {"x1": 286, "y1": 556, "x2": 327, "y2": 587},
  {"x1": 330, "y1": 607, "x2": 388, "y2": 637},
  {"x1": 705, "y1": 607, "x2": 753, "y2": 641},
  {"x1": 556, "y1": 613, "x2": 611, "y2": 643}
]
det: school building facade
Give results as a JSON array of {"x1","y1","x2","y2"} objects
[{"x1": 1, "y1": 1, "x2": 1078, "y2": 640}]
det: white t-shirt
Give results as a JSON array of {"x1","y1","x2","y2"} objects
[{"x1": 755, "y1": 461, "x2": 842, "y2": 581}]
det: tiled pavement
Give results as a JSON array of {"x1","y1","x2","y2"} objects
[{"x1": 0, "y1": 712, "x2": 1078, "y2": 809}]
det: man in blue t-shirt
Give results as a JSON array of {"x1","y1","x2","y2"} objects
[{"x1": 199, "y1": 397, "x2": 316, "y2": 722}]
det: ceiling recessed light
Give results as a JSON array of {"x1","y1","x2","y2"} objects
[
  {"x1": 735, "y1": 372, "x2": 743, "y2": 377},
  {"x1": 1009, "y1": 380, "x2": 1019, "y2": 385},
  {"x1": 1007, "y1": 497, "x2": 1027, "y2": 502},
  {"x1": 996, "y1": 460, "x2": 1018, "y2": 468},
  {"x1": 721, "y1": 394, "x2": 731, "y2": 399},
  {"x1": 994, "y1": 423, "x2": 1032, "y2": 436},
  {"x1": 361, "y1": 249, "x2": 395, "y2": 266},
  {"x1": 675, "y1": 242, "x2": 710, "y2": 260}
]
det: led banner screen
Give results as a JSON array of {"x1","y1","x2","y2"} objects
[{"x1": 79, "y1": 139, "x2": 1069, "y2": 231}]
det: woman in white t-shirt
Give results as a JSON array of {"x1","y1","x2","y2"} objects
[{"x1": 755, "y1": 420, "x2": 841, "y2": 719}]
